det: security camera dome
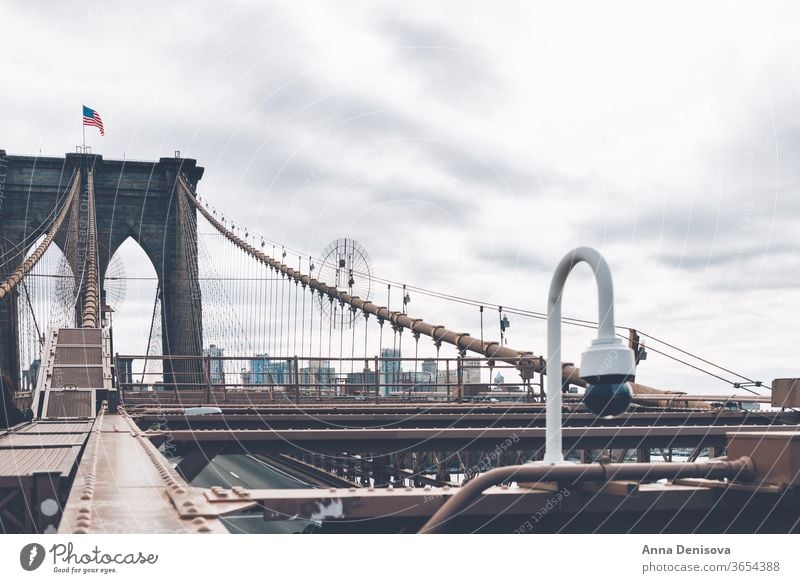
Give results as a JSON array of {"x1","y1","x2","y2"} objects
[
  {"x1": 584, "y1": 381, "x2": 632, "y2": 417},
  {"x1": 579, "y1": 337, "x2": 636, "y2": 384}
]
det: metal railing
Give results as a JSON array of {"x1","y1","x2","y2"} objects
[{"x1": 114, "y1": 354, "x2": 544, "y2": 405}]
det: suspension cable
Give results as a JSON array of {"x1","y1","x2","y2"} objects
[{"x1": 0, "y1": 170, "x2": 79, "y2": 301}]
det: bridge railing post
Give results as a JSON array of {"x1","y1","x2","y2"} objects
[
  {"x1": 445, "y1": 359, "x2": 451, "y2": 402},
  {"x1": 374, "y1": 355, "x2": 380, "y2": 403},
  {"x1": 457, "y1": 355, "x2": 463, "y2": 403},
  {"x1": 204, "y1": 355, "x2": 212, "y2": 403},
  {"x1": 293, "y1": 356, "x2": 300, "y2": 404}
]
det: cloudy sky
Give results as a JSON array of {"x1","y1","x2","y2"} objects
[{"x1": 3, "y1": 1, "x2": 799, "y2": 393}]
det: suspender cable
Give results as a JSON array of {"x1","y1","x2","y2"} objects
[{"x1": 178, "y1": 176, "x2": 697, "y2": 399}]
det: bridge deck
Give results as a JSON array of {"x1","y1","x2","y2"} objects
[{"x1": 58, "y1": 410, "x2": 228, "y2": 534}]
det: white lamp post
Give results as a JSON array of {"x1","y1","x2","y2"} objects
[{"x1": 543, "y1": 247, "x2": 636, "y2": 464}]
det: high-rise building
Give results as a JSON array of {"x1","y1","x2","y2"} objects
[
  {"x1": 203, "y1": 344, "x2": 225, "y2": 384},
  {"x1": 116, "y1": 357, "x2": 133, "y2": 387},
  {"x1": 301, "y1": 359, "x2": 336, "y2": 392},
  {"x1": 345, "y1": 368, "x2": 377, "y2": 394},
  {"x1": 380, "y1": 348, "x2": 402, "y2": 395},
  {"x1": 462, "y1": 358, "x2": 481, "y2": 384},
  {"x1": 421, "y1": 359, "x2": 437, "y2": 383},
  {"x1": 250, "y1": 354, "x2": 289, "y2": 385},
  {"x1": 434, "y1": 358, "x2": 482, "y2": 387},
  {"x1": 23, "y1": 359, "x2": 41, "y2": 391}
]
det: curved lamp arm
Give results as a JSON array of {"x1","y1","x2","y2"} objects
[{"x1": 544, "y1": 247, "x2": 621, "y2": 464}]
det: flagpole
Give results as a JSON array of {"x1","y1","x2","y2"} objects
[{"x1": 81, "y1": 104, "x2": 86, "y2": 153}]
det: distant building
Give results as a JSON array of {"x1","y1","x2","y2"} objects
[
  {"x1": 380, "y1": 348, "x2": 402, "y2": 395},
  {"x1": 301, "y1": 358, "x2": 336, "y2": 391},
  {"x1": 345, "y1": 368, "x2": 377, "y2": 394},
  {"x1": 462, "y1": 358, "x2": 481, "y2": 384},
  {"x1": 494, "y1": 371, "x2": 505, "y2": 385},
  {"x1": 23, "y1": 359, "x2": 41, "y2": 391},
  {"x1": 240, "y1": 368, "x2": 251, "y2": 385},
  {"x1": 203, "y1": 344, "x2": 225, "y2": 384},
  {"x1": 250, "y1": 353, "x2": 289, "y2": 385},
  {"x1": 435, "y1": 357, "x2": 482, "y2": 386},
  {"x1": 116, "y1": 357, "x2": 133, "y2": 387},
  {"x1": 421, "y1": 359, "x2": 437, "y2": 384}
]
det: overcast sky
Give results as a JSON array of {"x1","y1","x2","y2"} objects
[{"x1": 2, "y1": 1, "x2": 799, "y2": 393}]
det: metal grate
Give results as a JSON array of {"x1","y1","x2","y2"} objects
[
  {"x1": 54, "y1": 346, "x2": 103, "y2": 365},
  {"x1": 57, "y1": 328, "x2": 102, "y2": 345},
  {"x1": 19, "y1": 421, "x2": 94, "y2": 434},
  {"x1": 51, "y1": 367, "x2": 104, "y2": 388},
  {"x1": 45, "y1": 391, "x2": 93, "y2": 418},
  {"x1": 0, "y1": 433, "x2": 86, "y2": 448},
  {"x1": 0, "y1": 446, "x2": 82, "y2": 480}
]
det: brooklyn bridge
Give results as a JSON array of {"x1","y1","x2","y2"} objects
[{"x1": 0, "y1": 150, "x2": 797, "y2": 534}]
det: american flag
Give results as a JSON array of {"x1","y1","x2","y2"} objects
[{"x1": 82, "y1": 105, "x2": 105, "y2": 136}]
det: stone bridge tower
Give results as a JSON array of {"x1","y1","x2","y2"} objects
[{"x1": 0, "y1": 151, "x2": 204, "y2": 387}]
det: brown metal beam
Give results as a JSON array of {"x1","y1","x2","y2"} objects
[
  {"x1": 146, "y1": 424, "x2": 800, "y2": 454},
  {"x1": 175, "y1": 443, "x2": 226, "y2": 482}
]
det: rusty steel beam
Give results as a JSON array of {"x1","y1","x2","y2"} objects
[
  {"x1": 129, "y1": 409, "x2": 798, "y2": 430},
  {"x1": 59, "y1": 410, "x2": 229, "y2": 534},
  {"x1": 0, "y1": 171, "x2": 79, "y2": 300},
  {"x1": 254, "y1": 454, "x2": 359, "y2": 488},
  {"x1": 217, "y1": 481, "x2": 724, "y2": 522},
  {"x1": 175, "y1": 443, "x2": 227, "y2": 482},
  {"x1": 146, "y1": 424, "x2": 800, "y2": 454}
]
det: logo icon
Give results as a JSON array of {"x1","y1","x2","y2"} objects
[{"x1": 20, "y1": 543, "x2": 46, "y2": 571}]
